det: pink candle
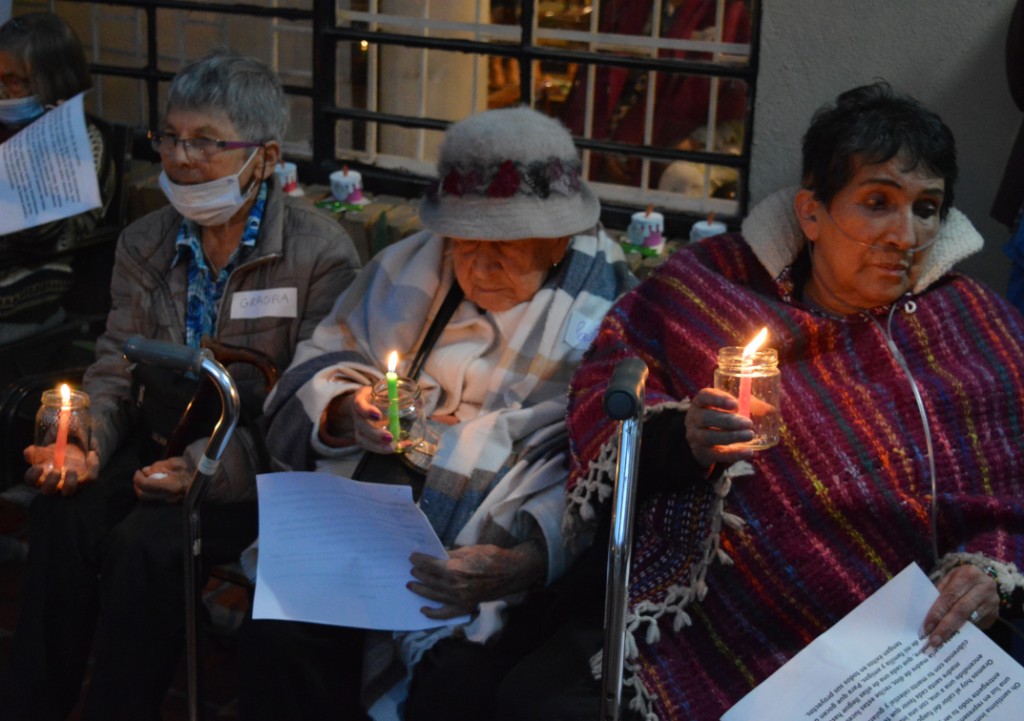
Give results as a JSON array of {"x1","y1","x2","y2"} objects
[
  {"x1": 738, "y1": 328, "x2": 768, "y2": 419},
  {"x1": 53, "y1": 384, "x2": 71, "y2": 470}
]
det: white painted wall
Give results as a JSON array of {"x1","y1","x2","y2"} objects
[{"x1": 749, "y1": 0, "x2": 1021, "y2": 295}]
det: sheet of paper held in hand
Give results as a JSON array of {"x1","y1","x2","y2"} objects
[
  {"x1": 723, "y1": 564, "x2": 1023, "y2": 721},
  {"x1": 252, "y1": 471, "x2": 470, "y2": 631},
  {"x1": 0, "y1": 92, "x2": 101, "y2": 235}
]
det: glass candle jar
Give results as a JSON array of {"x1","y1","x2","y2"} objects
[
  {"x1": 370, "y1": 377, "x2": 425, "y2": 454},
  {"x1": 714, "y1": 347, "x2": 781, "y2": 450},
  {"x1": 35, "y1": 388, "x2": 91, "y2": 469}
]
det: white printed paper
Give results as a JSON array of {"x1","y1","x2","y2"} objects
[
  {"x1": 564, "y1": 309, "x2": 600, "y2": 350},
  {"x1": 723, "y1": 564, "x2": 1024, "y2": 721},
  {"x1": 0, "y1": 93, "x2": 101, "y2": 235},
  {"x1": 252, "y1": 471, "x2": 470, "y2": 631},
  {"x1": 230, "y1": 287, "x2": 298, "y2": 319}
]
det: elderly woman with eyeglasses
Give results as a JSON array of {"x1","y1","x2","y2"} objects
[
  {"x1": 0, "y1": 50, "x2": 359, "y2": 721},
  {"x1": 0, "y1": 12, "x2": 117, "y2": 343},
  {"x1": 555, "y1": 83, "x2": 1024, "y2": 721}
]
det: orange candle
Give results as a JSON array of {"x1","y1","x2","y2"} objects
[
  {"x1": 53, "y1": 383, "x2": 71, "y2": 470},
  {"x1": 738, "y1": 328, "x2": 768, "y2": 419}
]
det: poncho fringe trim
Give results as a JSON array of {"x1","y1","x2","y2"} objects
[{"x1": 563, "y1": 400, "x2": 755, "y2": 721}]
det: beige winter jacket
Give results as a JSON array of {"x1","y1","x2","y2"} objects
[{"x1": 82, "y1": 178, "x2": 361, "y2": 501}]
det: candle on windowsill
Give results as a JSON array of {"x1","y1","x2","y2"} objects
[
  {"x1": 689, "y1": 211, "x2": 728, "y2": 244},
  {"x1": 627, "y1": 204, "x2": 666, "y2": 255},
  {"x1": 330, "y1": 165, "x2": 368, "y2": 205}
]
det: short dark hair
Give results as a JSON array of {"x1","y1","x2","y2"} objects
[
  {"x1": 801, "y1": 82, "x2": 957, "y2": 219},
  {"x1": 0, "y1": 12, "x2": 92, "y2": 107}
]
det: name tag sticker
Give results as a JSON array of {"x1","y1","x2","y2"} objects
[
  {"x1": 230, "y1": 287, "x2": 298, "y2": 319},
  {"x1": 564, "y1": 310, "x2": 600, "y2": 350}
]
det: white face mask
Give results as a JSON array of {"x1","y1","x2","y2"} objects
[
  {"x1": 0, "y1": 95, "x2": 45, "y2": 127},
  {"x1": 159, "y1": 148, "x2": 262, "y2": 227}
]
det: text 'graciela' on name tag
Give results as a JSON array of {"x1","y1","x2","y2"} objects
[
  {"x1": 564, "y1": 310, "x2": 601, "y2": 350},
  {"x1": 230, "y1": 288, "x2": 298, "y2": 319}
]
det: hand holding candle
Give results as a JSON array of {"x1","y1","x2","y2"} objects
[
  {"x1": 27, "y1": 385, "x2": 97, "y2": 495},
  {"x1": 737, "y1": 328, "x2": 768, "y2": 419}
]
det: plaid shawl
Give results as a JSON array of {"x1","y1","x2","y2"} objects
[
  {"x1": 564, "y1": 209, "x2": 1024, "y2": 720},
  {"x1": 265, "y1": 228, "x2": 634, "y2": 555}
]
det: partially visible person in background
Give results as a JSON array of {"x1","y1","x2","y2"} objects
[
  {"x1": 0, "y1": 12, "x2": 116, "y2": 345},
  {"x1": 992, "y1": 0, "x2": 1024, "y2": 313}
]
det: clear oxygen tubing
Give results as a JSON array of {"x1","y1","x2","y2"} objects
[
  {"x1": 814, "y1": 207, "x2": 1024, "y2": 642},
  {"x1": 805, "y1": 240, "x2": 940, "y2": 567}
]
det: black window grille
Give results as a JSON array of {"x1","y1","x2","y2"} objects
[{"x1": 41, "y1": 0, "x2": 761, "y2": 233}]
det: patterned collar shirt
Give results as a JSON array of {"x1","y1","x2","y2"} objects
[{"x1": 171, "y1": 181, "x2": 268, "y2": 349}]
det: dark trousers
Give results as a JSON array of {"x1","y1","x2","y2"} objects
[
  {"x1": 406, "y1": 614, "x2": 603, "y2": 721},
  {"x1": 239, "y1": 621, "x2": 369, "y2": 721},
  {"x1": 239, "y1": 593, "x2": 604, "y2": 721},
  {"x1": 0, "y1": 437, "x2": 258, "y2": 721}
]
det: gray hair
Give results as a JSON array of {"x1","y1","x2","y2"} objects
[{"x1": 166, "y1": 49, "x2": 288, "y2": 143}]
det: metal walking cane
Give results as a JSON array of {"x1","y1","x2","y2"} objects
[
  {"x1": 600, "y1": 357, "x2": 649, "y2": 721},
  {"x1": 123, "y1": 335, "x2": 240, "y2": 721}
]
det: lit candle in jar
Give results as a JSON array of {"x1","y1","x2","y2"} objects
[
  {"x1": 386, "y1": 352, "x2": 401, "y2": 446},
  {"x1": 53, "y1": 383, "x2": 72, "y2": 470},
  {"x1": 738, "y1": 328, "x2": 768, "y2": 419}
]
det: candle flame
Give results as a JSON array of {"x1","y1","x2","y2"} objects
[
  {"x1": 742, "y1": 328, "x2": 768, "y2": 360},
  {"x1": 387, "y1": 351, "x2": 398, "y2": 374},
  {"x1": 60, "y1": 384, "x2": 71, "y2": 405}
]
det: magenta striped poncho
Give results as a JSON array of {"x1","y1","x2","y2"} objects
[{"x1": 564, "y1": 234, "x2": 1024, "y2": 720}]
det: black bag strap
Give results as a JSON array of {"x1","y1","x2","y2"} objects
[
  {"x1": 352, "y1": 282, "x2": 464, "y2": 480},
  {"x1": 408, "y1": 282, "x2": 464, "y2": 381}
]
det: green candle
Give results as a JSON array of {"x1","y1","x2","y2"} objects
[{"x1": 386, "y1": 352, "x2": 401, "y2": 448}]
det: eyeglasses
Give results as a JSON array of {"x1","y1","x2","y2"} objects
[
  {"x1": 0, "y1": 73, "x2": 29, "y2": 95},
  {"x1": 148, "y1": 131, "x2": 263, "y2": 160}
]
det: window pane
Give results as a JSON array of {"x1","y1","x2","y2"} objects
[
  {"x1": 90, "y1": 75, "x2": 148, "y2": 127},
  {"x1": 59, "y1": 3, "x2": 149, "y2": 69},
  {"x1": 652, "y1": 160, "x2": 740, "y2": 201},
  {"x1": 157, "y1": 10, "x2": 313, "y2": 84},
  {"x1": 542, "y1": 60, "x2": 746, "y2": 164},
  {"x1": 335, "y1": 42, "x2": 509, "y2": 166},
  {"x1": 284, "y1": 93, "x2": 313, "y2": 157},
  {"x1": 534, "y1": 0, "x2": 752, "y2": 68},
  {"x1": 337, "y1": 0, "x2": 522, "y2": 45}
]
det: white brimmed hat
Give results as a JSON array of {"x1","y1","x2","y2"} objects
[{"x1": 419, "y1": 105, "x2": 601, "y2": 240}]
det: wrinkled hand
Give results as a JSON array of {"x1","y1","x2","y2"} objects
[
  {"x1": 685, "y1": 388, "x2": 756, "y2": 469},
  {"x1": 133, "y1": 456, "x2": 192, "y2": 504},
  {"x1": 320, "y1": 386, "x2": 406, "y2": 454},
  {"x1": 408, "y1": 542, "x2": 546, "y2": 621},
  {"x1": 924, "y1": 565, "x2": 1000, "y2": 648},
  {"x1": 23, "y1": 443, "x2": 100, "y2": 496}
]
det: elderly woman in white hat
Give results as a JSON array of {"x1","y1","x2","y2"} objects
[{"x1": 241, "y1": 106, "x2": 635, "y2": 721}]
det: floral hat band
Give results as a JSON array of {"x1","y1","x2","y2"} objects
[
  {"x1": 419, "y1": 106, "x2": 601, "y2": 240},
  {"x1": 427, "y1": 157, "x2": 583, "y2": 201}
]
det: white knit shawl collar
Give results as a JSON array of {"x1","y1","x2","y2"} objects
[{"x1": 740, "y1": 186, "x2": 984, "y2": 294}]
